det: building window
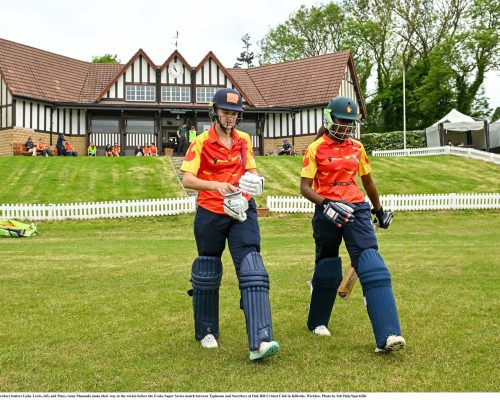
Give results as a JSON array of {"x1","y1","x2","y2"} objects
[
  {"x1": 126, "y1": 85, "x2": 156, "y2": 102},
  {"x1": 237, "y1": 121, "x2": 256, "y2": 135},
  {"x1": 196, "y1": 87, "x2": 223, "y2": 103},
  {"x1": 162, "y1": 86, "x2": 190, "y2": 102},
  {"x1": 127, "y1": 119, "x2": 155, "y2": 134},
  {"x1": 91, "y1": 118, "x2": 119, "y2": 133}
]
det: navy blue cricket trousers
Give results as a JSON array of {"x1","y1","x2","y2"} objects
[
  {"x1": 312, "y1": 201, "x2": 377, "y2": 268},
  {"x1": 194, "y1": 198, "x2": 260, "y2": 272}
]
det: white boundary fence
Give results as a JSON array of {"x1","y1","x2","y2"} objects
[
  {"x1": 1, "y1": 193, "x2": 499, "y2": 221},
  {"x1": 267, "y1": 193, "x2": 500, "y2": 213},
  {"x1": 0, "y1": 197, "x2": 196, "y2": 221},
  {"x1": 372, "y1": 146, "x2": 500, "y2": 165}
]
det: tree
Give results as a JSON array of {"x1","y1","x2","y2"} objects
[
  {"x1": 234, "y1": 34, "x2": 255, "y2": 68},
  {"x1": 348, "y1": 0, "x2": 498, "y2": 131},
  {"x1": 491, "y1": 107, "x2": 500, "y2": 122},
  {"x1": 257, "y1": 0, "x2": 499, "y2": 132},
  {"x1": 258, "y1": 3, "x2": 373, "y2": 94},
  {"x1": 346, "y1": 0, "x2": 470, "y2": 104},
  {"x1": 447, "y1": 0, "x2": 499, "y2": 116},
  {"x1": 92, "y1": 54, "x2": 121, "y2": 64}
]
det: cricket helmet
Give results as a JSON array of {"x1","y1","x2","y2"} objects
[
  {"x1": 323, "y1": 96, "x2": 359, "y2": 141},
  {"x1": 210, "y1": 88, "x2": 244, "y2": 112},
  {"x1": 209, "y1": 88, "x2": 243, "y2": 134}
]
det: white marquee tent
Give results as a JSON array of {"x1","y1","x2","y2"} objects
[{"x1": 425, "y1": 109, "x2": 498, "y2": 151}]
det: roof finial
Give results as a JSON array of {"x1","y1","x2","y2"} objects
[{"x1": 173, "y1": 31, "x2": 179, "y2": 50}]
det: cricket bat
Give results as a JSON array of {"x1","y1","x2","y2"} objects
[{"x1": 338, "y1": 264, "x2": 358, "y2": 300}]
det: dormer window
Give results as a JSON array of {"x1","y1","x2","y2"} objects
[
  {"x1": 162, "y1": 86, "x2": 190, "y2": 102},
  {"x1": 196, "y1": 87, "x2": 223, "y2": 103},
  {"x1": 126, "y1": 85, "x2": 156, "y2": 102}
]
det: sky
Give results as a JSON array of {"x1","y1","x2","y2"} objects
[{"x1": 0, "y1": 0, "x2": 498, "y2": 112}]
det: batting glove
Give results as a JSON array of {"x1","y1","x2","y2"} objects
[
  {"x1": 223, "y1": 190, "x2": 249, "y2": 222},
  {"x1": 371, "y1": 207, "x2": 393, "y2": 229},
  {"x1": 322, "y1": 200, "x2": 355, "y2": 227},
  {"x1": 239, "y1": 172, "x2": 264, "y2": 196}
]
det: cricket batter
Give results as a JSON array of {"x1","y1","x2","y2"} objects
[
  {"x1": 300, "y1": 96, "x2": 405, "y2": 353},
  {"x1": 181, "y1": 88, "x2": 279, "y2": 361}
]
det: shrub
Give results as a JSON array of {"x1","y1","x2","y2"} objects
[{"x1": 360, "y1": 130, "x2": 426, "y2": 154}]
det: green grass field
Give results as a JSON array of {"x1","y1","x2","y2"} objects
[
  {"x1": 0, "y1": 157, "x2": 185, "y2": 204},
  {"x1": 0, "y1": 155, "x2": 499, "y2": 392},
  {"x1": 0, "y1": 155, "x2": 498, "y2": 205},
  {"x1": 0, "y1": 212, "x2": 498, "y2": 392}
]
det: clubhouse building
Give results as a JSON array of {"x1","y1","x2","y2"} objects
[{"x1": 0, "y1": 38, "x2": 366, "y2": 156}]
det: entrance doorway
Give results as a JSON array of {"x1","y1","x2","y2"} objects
[{"x1": 162, "y1": 128, "x2": 178, "y2": 154}]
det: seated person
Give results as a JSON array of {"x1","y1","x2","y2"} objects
[
  {"x1": 105, "y1": 144, "x2": 113, "y2": 157},
  {"x1": 87, "y1": 142, "x2": 97, "y2": 157},
  {"x1": 134, "y1": 145, "x2": 144, "y2": 156},
  {"x1": 25, "y1": 136, "x2": 37, "y2": 156},
  {"x1": 65, "y1": 142, "x2": 77, "y2": 156},
  {"x1": 112, "y1": 143, "x2": 120, "y2": 157},
  {"x1": 143, "y1": 144, "x2": 151, "y2": 156},
  {"x1": 278, "y1": 139, "x2": 292, "y2": 155},
  {"x1": 150, "y1": 143, "x2": 158, "y2": 156},
  {"x1": 37, "y1": 138, "x2": 52, "y2": 157}
]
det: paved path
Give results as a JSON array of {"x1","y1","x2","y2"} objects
[{"x1": 170, "y1": 156, "x2": 197, "y2": 197}]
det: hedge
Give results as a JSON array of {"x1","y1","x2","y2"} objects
[{"x1": 360, "y1": 130, "x2": 426, "y2": 154}]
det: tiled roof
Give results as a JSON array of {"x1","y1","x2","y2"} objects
[
  {"x1": 95, "y1": 49, "x2": 156, "y2": 102},
  {"x1": 79, "y1": 64, "x2": 123, "y2": 103},
  {"x1": 227, "y1": 69, "x2": 267, "y2": 107},
  {"x1": 228, "y1": 51, "x2": 353, "y2": 109},
  {"x1": 0, "y1": 38, "x2": 95, "y2": 102},
  {"x1": 0, "y1": 38, "x2": 365, "y2": 116}
]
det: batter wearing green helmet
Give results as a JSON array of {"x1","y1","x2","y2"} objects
[{"x1": 300, "y1": 96, "x2": 405, "y2": 353}]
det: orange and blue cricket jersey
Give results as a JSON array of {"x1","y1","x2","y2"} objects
[
  {"x1": 301, "y1": 134, "x2": 371, "y2": 203},
  {"x1": 180, "y1": 124, "x2": 256, "y2": 214}
]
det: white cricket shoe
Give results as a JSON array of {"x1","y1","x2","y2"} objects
[
  {"x1": 200, "y1": 334, "x2": 218, "y2": 349},
  {"x1": 249, "y1": 341, "x2": 280, "y2": 361},
  {"x1": 313, "y1": 325, "x2": 331, "y2": 336},
  {"x1": 375, "y1": 335, "x2": 406, "y2": 353}
]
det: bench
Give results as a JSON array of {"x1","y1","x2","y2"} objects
[
  {"x1": 12, "y1": 142, "x2": 32, "y2": 156},
  {"x1": 12, "y1": 142, "x2": 58, "y2": 156}
]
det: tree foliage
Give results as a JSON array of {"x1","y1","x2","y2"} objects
[
  {"x1": 492, "y1": 107, "x2": 500, "y2": 122},
  {"x1": 360, "y1": 130, "x2": 426, "y2": 154},
  {"x1": 234, "y1": 34, "x2": 255, "y2": 68},
  {"x1": 92, "y1": 54, "x2": 121, "y2": 64},
  {"x1": 258, "y1": 0, "x2": 499, "y2": 132},
  {"x1": 258, "y1": 4, "x2": 373, "y2": 93}
]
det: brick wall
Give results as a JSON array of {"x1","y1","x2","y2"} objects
[
  {"x1": 0, "y1": 128, "x2": 87, "y2": 156},
  {"x1": 263, "y1": 134, "x2": 317, "y2": 156}
]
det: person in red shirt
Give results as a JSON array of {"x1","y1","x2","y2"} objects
[
  {"x1": 181, "y1": 88, "x2": 279, "y2": 361},
  {"x1": 112, "y1": 143, "x2": 120, "y2": 157},
  {"x1": 143, "y1": 145, "x2": 151, "y2": 156},
  {"x1": 300, "y1": 96, "x2": 405, "y2": 353},
  {"x1": 150, "y1": 143, "x2": 158, "y2": 156},
  {"x1": 37, "y1": 138, "x2": 52, "y2": 157},
  {"x1": 65, "y1": 142, "x2": 77, "y2": 156}
]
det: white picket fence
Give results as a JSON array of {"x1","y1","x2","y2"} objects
[
  {"x1": 0, "y1": 197, "x2": 196, "y2": 221},
  {"x1": 372, "y1": 146, "x2": 500, "y2": 165},
  {"x1": 1, "y1": 193, "x2": 499, "y2": 221},
  {"x1": 267, "y1": 193, "x2": 500, "y2": 212}
]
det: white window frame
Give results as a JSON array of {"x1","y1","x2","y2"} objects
[
  {"x1": 126, "y1": 85, "x2": 156, "y2": 102},
  {"x1": 161, "y1": 86, "x2": 190, "y2": 102},
  {"x1": 196, "y1": 87, "x2": 223, "y2": 103}
]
